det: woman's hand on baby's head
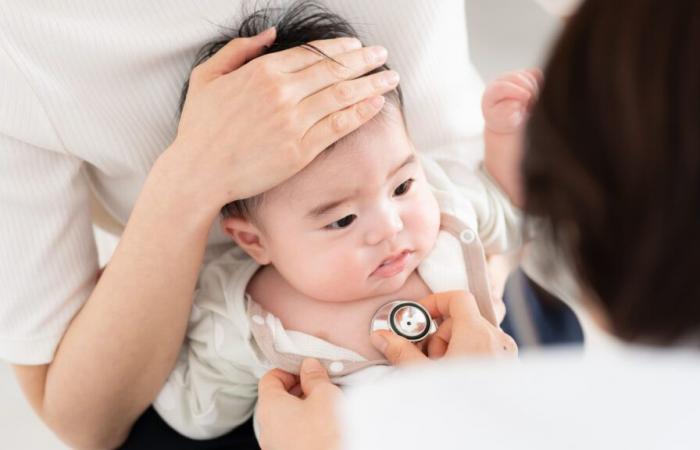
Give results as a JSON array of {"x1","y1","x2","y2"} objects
[
  {"x1": 370, "y1": 291, "x2": 518, "y2": 365},
  {"x1": 169, "y1": 28, "x2": 400, "y2": 210},
  {"x1": 481, "y1": 68, "x2": 543, "y2": 135}
]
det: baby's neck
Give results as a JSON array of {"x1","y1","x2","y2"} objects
[{"x1": 246, "y1": 265, "x2": 432, "y2": 360}]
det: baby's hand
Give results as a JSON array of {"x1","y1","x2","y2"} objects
[{"x1": 481, "y1": 69, "x2": 543, "y2": 135}]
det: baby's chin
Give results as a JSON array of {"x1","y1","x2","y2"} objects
[{"x1": 322, "y1": 266, "x2": 420, "y2": 303}]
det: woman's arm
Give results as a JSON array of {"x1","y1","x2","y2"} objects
[{"x1": 13, "y1": 30, "x2": 396, "y2": 450}]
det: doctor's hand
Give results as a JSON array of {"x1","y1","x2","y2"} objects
[
  {"x1": 257, "y1": 359, "x2": 342, "y2": 450},
  {"x1": 370, "y1": 291, "x2": 518, "y2": 365}
]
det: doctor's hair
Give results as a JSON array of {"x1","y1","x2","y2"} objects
[
  {"x1": 179, "y1": 1, "x2": 404, "y2": 220},
  {"x1": 523, "y1": 0, "x2": 700, "y2": 345}
]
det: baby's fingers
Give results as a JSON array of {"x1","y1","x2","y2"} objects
[
  {"x1": 482, "y1": 80, "x2": 532, "y2": 111},
  {"x1": 497, "y1": 69, "x2": 542, "y2": 95},
  {"x1": 487, "y1": 99, "x2": 527, "y2": 130}
]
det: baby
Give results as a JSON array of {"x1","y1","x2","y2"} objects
[{"x1": 155, "y1": 2, "x2": 538, "y2": 440}]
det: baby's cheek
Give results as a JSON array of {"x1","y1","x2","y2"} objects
[
  {"x1": 414, "y1": 194, "x2": 441, "y2": 248},
  {"x1": 308, "y1": 250, "x2": 368, "y2": 298}
]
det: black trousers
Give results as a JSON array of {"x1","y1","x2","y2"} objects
[{"x1": 118, "y1": 407, "x2": 259, "y2": 450}]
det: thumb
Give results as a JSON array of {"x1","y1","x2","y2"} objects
[
  {"x1": 370, "y1": 330, "x2": 428, "y2": 366},
  {"x1": 299, "y1": 358, "x2": 334, "y2": 397},
  {"x1": 199, "y1": 26, "x2": 277, "y2": 78},
  {"x1": 258, "y1": 368, "x2": 298, "y2": 399}
]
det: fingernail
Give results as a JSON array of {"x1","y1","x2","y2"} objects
[
  {"x1": 370, "y1": 46, "x2": 387, "y2": 63},
  {"x1": 302, "y1": 358, "x2": 323, "y2": 374},
  {"x1": 259, "y1": 26, "x2": 276, "y2": 38},
  {"x1": 382, "y1": 71, "x2": 400, "y2": 86},
  {"x1": 370, "y1": 332, "x2": 389, "y2": 353},
  {"x1": 370, "y1": 95, "x2": 385, "y2": 108},
  {"x1": 348, "y1": 37, "x2": 362, "y2": 49}
]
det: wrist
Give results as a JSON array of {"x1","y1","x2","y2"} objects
[
  {"x1": 141, "y1": 145, "x2": 223, "y2": 232},
  {"x1": 483, "y1": 128, "x2": 524, "y2": 207}
]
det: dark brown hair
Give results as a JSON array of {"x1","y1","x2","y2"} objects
[
  {"x1": 181, "y1": 1, "x2": 403, "y2": 219},
  {"x1": 523, "y1": 0, "x2": 700, "y2": 344}
]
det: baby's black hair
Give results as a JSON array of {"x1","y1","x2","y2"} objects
[{"x1": 179, "y1": 0, "x2": 404, "y2": 219}]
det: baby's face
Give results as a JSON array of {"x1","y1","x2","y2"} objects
[{"x1": 254, "y1": 114, "x2": 440, "y2": 302}]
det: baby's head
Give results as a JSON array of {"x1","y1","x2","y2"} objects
[{"x1": 187, "y1": 2, "x2": 441, "y2": 302}]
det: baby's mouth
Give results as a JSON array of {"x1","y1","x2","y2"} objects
[{"x1": 371, "y1": 250, "x2": 412, "y2": 278}]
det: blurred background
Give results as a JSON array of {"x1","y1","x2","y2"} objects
[{"x1": 0, "y1": 1, "x2": 559, "y2": 448}]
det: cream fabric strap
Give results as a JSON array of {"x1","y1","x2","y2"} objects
[{"x1": 438, "y1": 213, "x2": 498, "y2": 325}]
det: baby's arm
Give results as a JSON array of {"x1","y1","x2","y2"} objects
[{"x1": 482, "y1": 69, "x2": 543, "y2": 207}]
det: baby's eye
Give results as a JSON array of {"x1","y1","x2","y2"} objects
[
  {"x1": 394, "y1": 178, "x2": 415, "y2": 196},
  {"x1": 326, "y1": 214, "x2": 357, "y2": 230}
]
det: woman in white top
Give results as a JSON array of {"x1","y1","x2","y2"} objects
[
  {"x1": 255, "y1": 1, "x2": 700, "y2": 449},
  {"x1": 0, "y1": 1, "x2": 487, "y2": 448}
]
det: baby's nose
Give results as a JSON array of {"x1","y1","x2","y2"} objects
[{"x1": 365, "y1": 209, "x2": 404, "y2": 246}]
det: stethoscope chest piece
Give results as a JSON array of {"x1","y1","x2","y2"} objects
[{"x1": 370, "y1": 300, "x2": 437, "y2": 342}]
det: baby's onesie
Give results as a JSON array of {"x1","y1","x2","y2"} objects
[{"x1": 154, "y1": 161, "x2": 524, "y2": 439}]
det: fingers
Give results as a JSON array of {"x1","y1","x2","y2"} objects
[
  {"x1": 300, "y1": 95, "x2": 385, "y2": 156},
  {"x1": 259, "y1": 368, "x2": 298, "y2": 398},
  {"x1": 483, "y1": 68, "x2": 543, "y2": 113},
  {"x1": 298, "y1": 70, "x2": 399, "y2": 129},
  {"x1": 192, "y1": 27, "x2": 277, "y2": 85},
  {"x1": 266, "y1": 37, "x2": 363, "y2": 72},
  {"x1": 492, "y1": 294, "x2": 507, "y2": 325},
  {"x1": 502, "y1": 333, "x2": 519, "y2": 358},
  {"x1": 370, "y1": 330, "x2": 429, "y2": 366},
  {"x1": 418, "y1": 291, "x2": 482, "y2": 324},
  {"x1": 292, "y1": 45, "x2": 389, "y2": 96},
  {"x1": 523, "y1": 68, "x2": 544, "y2": 92},
  {"x1": 483, "y1": 81, "x2": 533, "y2": 110},
  {"x1": 426, "y1": 320, "x2": 450, "y2": 359},
  {"x1": 493, "y1": 69, "x2": 543, "y2": 106},
  {"x1": 482, "y1": 72, "x2": 537, "y2": 134},
  {"x1": 299, "y1": 359, "x2": 334, "y2": 398}
]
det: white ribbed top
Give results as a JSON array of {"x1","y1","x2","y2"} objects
[{"x1": 0, "y1": 0, "x2": 485, "y2": 364}]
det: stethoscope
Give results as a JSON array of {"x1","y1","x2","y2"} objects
[{"x1": 370, "y1": 300, "x2": 437, "y2": 342}]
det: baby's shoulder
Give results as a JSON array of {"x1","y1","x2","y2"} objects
[{"x1": 197, "y1": 246, "x2": 259, "y2": 301}]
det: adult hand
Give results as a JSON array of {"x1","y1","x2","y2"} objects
[
  {"x1": 370, "y1": 291, "x2": 518, "y2": 365},
  {"x1": 166, "y1": 27, "x2": 398, "y2": 212},
  {"x1": 257, "y1": 359, "x2": 343, "y2": 450}
]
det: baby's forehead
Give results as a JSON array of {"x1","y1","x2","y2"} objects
[{"x1": 283, "y1": 113, "x2": 412, "y2": 193}]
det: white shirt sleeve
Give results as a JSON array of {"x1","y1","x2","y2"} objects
[
  {"x1": 0, "y1": 133, "x2": 98, "y2": 364},
  {"x1": 0, "y1": 27, "x2": 101, "y2": 364}
]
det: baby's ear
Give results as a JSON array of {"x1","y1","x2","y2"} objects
[{"x1": 221, "y1": 216, "x2": 271, "y2": 265}]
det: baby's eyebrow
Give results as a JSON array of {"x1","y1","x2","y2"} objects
[
  {"x1": 306, "y1": 153, "x2": 417, "y2": 219},
  {"x1": 387, "y1": 154, "x2": 416, "y2": 181},
  {"x1": 306, "y1": 195, "x2": 353, "y2": 218}
]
